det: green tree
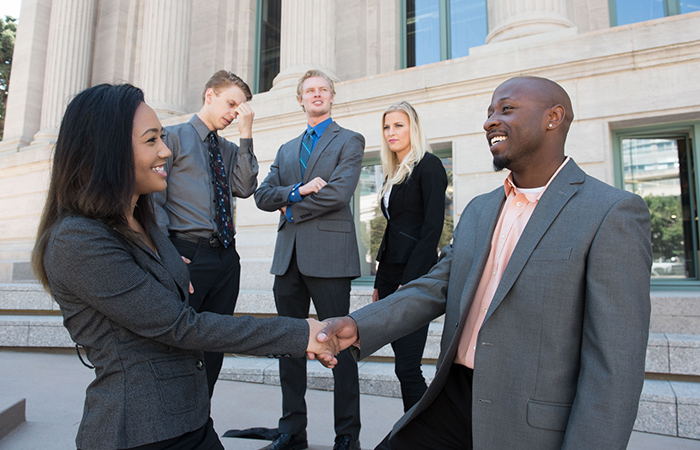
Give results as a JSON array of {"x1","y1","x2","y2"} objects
[
  {"x1": 0, "y1": 15, "x2": 17, "y2": 140},
  {"x1": 644, "y1": 194, "x2": 684, "y2": 261}
]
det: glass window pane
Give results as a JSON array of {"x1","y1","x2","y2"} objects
[
  {"x1": 622, "y1": 137, "x2": 698, "y2": 279},
  {"x1": 355, "y1": 153, "x2": 454, "y2": 279},
  {"x1": 615, "y1": 0, "x2": 665, "y2": 26},
  {"x1": 680, "y1": 1, "x2": 700, "y2": 13},
  {"x1": 449, "y1": 0, "x2": 487, "y2": 58},
  {"x1": 406, "y1": 0, "x2": 441, "y2": 67},
  {"x1": 257, "y1": 0, "x2": 281, "y2": 93}
]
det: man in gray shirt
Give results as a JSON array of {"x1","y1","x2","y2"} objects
[{"x1": 155, "y1": 70, "x2": 258, "y2": 397}]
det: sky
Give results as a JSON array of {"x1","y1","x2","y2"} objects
[{"x1": 0, "y1": 0, "x2": 20, "y2": 19}]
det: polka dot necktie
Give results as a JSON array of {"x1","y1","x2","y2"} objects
[
  {"x1": 300, "y1": 128, "x2": 315, "y2": 178},
  {"x1": 208, "y1": 132, "x2": 233, "y2": 248}
]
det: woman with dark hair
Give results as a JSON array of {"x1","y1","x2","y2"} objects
[
  {"x1": 31, "y1": 83, "x2": 337, "y2": 450},
  {"x1": 373, "y1": 101, "x2": 448, "y2": 412}
]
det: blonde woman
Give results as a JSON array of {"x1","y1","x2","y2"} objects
[{"x1": 373, "y1": 101, "x2": 448, "y2": 411}]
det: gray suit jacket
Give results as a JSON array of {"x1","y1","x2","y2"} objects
[
  {"x1": 255, "y1": 121, "x2": 364, "y2": 278},
  {"x1": 44, "y1": 215, "x2": 308, "y2": 449},
  {"x1": 351, "y1": 159, "x2": 652, "y2": 449}
]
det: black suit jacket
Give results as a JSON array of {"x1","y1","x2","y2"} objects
[{"x1": 376, "y1": 152, "x2": 448, "y2": 285}]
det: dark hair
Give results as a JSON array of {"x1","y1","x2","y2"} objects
[
  {"x1": 31, "y1": 83, "x2": 152, "y2": 288},
  {"x1": 202, "y1": 70, "x2": 253, "y2": 103}
]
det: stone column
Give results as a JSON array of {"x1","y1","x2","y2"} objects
[
  {"x1": 33, "y1": 0, "x2": 97, "y2": 143},
  {"x1": 139, "y1": 0, "x2": 191, "y2": 117},
  {"x1": 271, "y1": 0, "x2": 338, "y2": 90},
  {"x1": 486, "y1": 0, "x2": 575, "y2": 44}
]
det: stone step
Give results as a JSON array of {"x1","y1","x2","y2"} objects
[
  {"x1": 218, "y1": 356, "x2": 700, "y2": 440},
  {"x1": 1, "y1": 313, "x2": 698, "y2": 378},
  {"x1": 0, "y1": 397, "x2": 25, "y2": 440},
  {"x1": 2, "y1": 283, "x2": 698, "y2": 333}
]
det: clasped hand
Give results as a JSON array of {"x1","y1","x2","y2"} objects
[{"x1": 305, "y1": 317, "x2": 360, "y2": 369}]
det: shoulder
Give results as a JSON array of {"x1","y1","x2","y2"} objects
[
  {"x1": 45, "y1": 216, "x2": 120, "y2": 263},
  {"x1": 332, "y1": 122, "x2": 365, "y2": 143},
  {"x1": 418, "y1": 152, "x2": 444, "y2": 170},
  {"x1": 164, "y1": 121, "x2": 193, "y2": 137}
]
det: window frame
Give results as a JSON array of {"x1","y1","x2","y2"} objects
[
  {"x1": 400, "y1": 0, "x2": 487, "y2": 69},
  {"x1": 608, "y1": 0, "x2": 684, "y2": 27},
  {"x1": 612, "y1": 121, "x2": 700, "y2": 289}
]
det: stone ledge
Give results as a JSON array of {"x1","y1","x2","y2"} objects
[
  {"x1": 219, "y1": 356, "x2": 435, "y2": 398},
  {"x1": 0, "y1": 316, "x2": 73, "y2": 347},
  {"x1": 0, "y1": 397, "x2": 25, "y2": 440},
  {"x1": 646, "y1": 333, "x2": 700, "y2": 376},
  {"x1": 221, "y1": 356, "x2": 698, "y2": 440},
  {"x1": 2, "y1": 315, "x2": 700, "y2": 377},
  {"x1": 634, "y1": 380, "x2": 700, "y2": 439}
]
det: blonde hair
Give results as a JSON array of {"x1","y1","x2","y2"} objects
[{"x1": 379, "y1": 101, "x2": 431, "y2": 200}]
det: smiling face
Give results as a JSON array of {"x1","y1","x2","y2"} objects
[
  {"x1": 298, "y1": 76, "x2": 334, "y2": 125},
  {"x1": 483, "y1": 79, "x2": 551, "y2": 173},
  {"x1": 200, "y1": 84, "x2": 248, "y2": 131},
  {"x1": 132, "y1": 102, "x2": 171, "y2": 203},
  {"x1": 383, "y1": 111, "x2": 412, "y2": 162}
]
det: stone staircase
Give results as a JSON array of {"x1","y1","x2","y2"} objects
[{"x1": 0, "y1": 282, "x2": 698, "y2": 440}]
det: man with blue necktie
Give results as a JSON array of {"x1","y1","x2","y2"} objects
[{"x1": 255, "y1": 69, "x2": 365, "y2": 450}]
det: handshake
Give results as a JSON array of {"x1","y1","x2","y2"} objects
[{"x1": 304, "y1": 317, "x2": 359, "y2": 369}]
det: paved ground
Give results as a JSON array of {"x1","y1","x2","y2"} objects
[{"x1": 1, "y1": 349, "x2": 698, "y2": 449}]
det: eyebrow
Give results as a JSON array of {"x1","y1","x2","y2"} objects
[{"x1": 140, "y1": 127, "x2": 162, "y2": 137}]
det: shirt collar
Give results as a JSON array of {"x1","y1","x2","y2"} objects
[
  {"x1": 190, "y1": 114, "x2": 214, "y2": 142},
  {"x1": 504, "y1": 156, "x2": 571, "y2": 201},
  {"x1": 307, "y1": 117, "x2": 333, "y2": 137}
]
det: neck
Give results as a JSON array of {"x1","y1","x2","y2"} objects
[
  {"x1": 197, "y1": 109, "x2": 216, "y2": 131},
  {"x1": 511, "y1": 154, "x2": 566, "y2": 189},
  {"x1": 307, "y1": 114, "x2": 330, "y2": 128}
]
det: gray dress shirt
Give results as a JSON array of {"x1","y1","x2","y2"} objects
[{"x1": 155, "y1": 114, "x2": 258, "y2": 238}]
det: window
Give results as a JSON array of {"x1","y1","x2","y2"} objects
[
  {"x1": 353, "y1": 149, "x2": 454, "y2": 284},
  {"x1": 402, "y1": 0, "x2": 487, "y2": 68},
  {"x1": 609, "y1": 0, "x2": 700, "y2": 27},
  {"x1": 254, "y1": 0, "x2": 281, "y2": 93},
  {"x1": 613, "y1": 124, "x2": 700, "y2": 286}
]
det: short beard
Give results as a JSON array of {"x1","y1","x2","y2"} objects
[{"x1": 493, "y1": 155, "x2": 511, "y2": 172}]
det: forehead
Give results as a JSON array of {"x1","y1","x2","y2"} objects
[
  {"x1": 489, "y1": 80, "x2": 543, "y2": 107},
  {"x1": 384, "y1": 111, "x2": 409, "y2": 122},
  {"x1": 216, "y1": 84, "x2": 246, "y2": 103},
  {"x1": 133, "y1": 102, "x2": 160, "y2": 132},
  {"x1": 302, "y1": 76, "x2": 331, "y2": 91}
]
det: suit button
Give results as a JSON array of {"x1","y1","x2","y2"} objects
[
  {"x1": 196, "y1": 359, "x2": 205, "y2": 370},
  {"x1": 455, "y1": 322, "x2": 459, "y2": 328},
  {"x1": 266, "y1": 354, "x2": 275, "y2": 358}
]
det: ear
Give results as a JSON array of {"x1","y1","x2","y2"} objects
[
  {"x1": 546, "y1": 104, "x2": 565, "y2": 130},
  {"x1": 204, "y1": 88, "x2": 216, "y2": 104}
]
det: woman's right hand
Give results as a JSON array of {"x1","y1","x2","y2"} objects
[{"x1": 372, "y1": 289, "x2": 379, "y2": 303}]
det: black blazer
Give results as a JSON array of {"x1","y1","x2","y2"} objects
[{"x1": 376, "y1": 152, "x2": 448, "y2": 285}]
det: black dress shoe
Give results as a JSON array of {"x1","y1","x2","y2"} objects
[
  {"x1": 333, "y1": 434, "x2": 360, "y2": 450},
  {"x1": 261, "y1": 432, "x2": 308, "y2": 450}
]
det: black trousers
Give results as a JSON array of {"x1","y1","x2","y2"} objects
[
  {"x1": 170, "y1": 236, "x2": 241, "y2": 398},
  {"x1": 273, "y1": 251, "x2": 361, "y2": 440},
  {"x1": 375, "y1": 262, "x2": 429, "y2": 412},
  {"x1": 377, "y1": 364, "x2": 473, "y2": 450}
]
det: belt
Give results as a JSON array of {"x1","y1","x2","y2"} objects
[{"x1": 170, "y1": 231, "x2": 224, "y2": 248}]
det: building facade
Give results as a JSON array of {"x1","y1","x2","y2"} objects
[{"x1": 1, "y1": 0, "x2": 700, "y2": 439}]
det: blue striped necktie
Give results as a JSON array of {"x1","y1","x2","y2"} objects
[{"x1": 300, "y1": 129, "x2": 315, "y2": 178}]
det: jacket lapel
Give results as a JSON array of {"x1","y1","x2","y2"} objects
[
  {"x1": 291, "y1": 132, "x2": 305, "y2": 182},
  {"x1": 484, "y1": 159, "x2": 584, "y2": 321},
  {"x1": 459, "y1": 188, "x2": 506, "y2": 318},
  {"x1": 147, "y1": 223, "x2": 190, "y2": 299},
  {"x1": 303, "y1": 121, "x2": 339, "y2": 182}
]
